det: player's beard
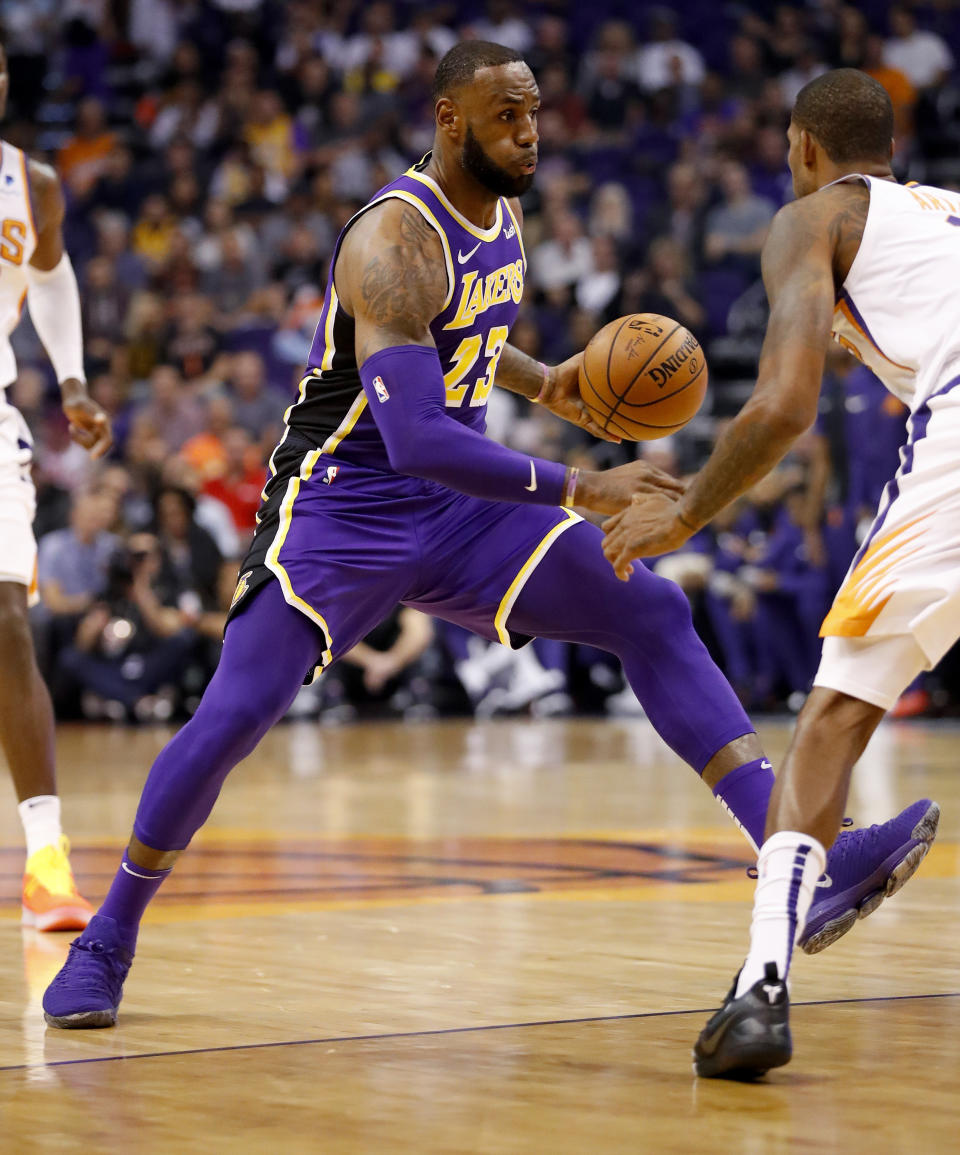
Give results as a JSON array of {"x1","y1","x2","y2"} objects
[{"x1": 460, "y1": 126, "x2": 534, "y2": 198}]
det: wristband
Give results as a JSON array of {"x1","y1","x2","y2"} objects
[{"x1": 562, "y1": 466, "x2": 580, "y2": 509}]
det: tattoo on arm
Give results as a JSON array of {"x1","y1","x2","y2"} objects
[
  {"x1": 356, "y1": 206, "x2": 447, "y2": 342},
  {"x1": 825, "y1": 184, "x2": 869, "y2": 287}
]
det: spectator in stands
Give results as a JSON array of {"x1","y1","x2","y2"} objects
[
  {"x1": 576, "y1": 234, "x2": 621, "y2": 316},
  {"x1": 885, "y1": 4, "x2": 954, "y2": 91},
  {"x1": 153, "y1": 485, "x2": 228, "y2": 615},
  {"x1": 163, "y1": 293, "x2": 224, "y2": 383},
  {"x1": 56, "y1": 532, "x2": 204, "y2": 722},
  {"x1": 130, "y1": 194, "x2": 178, "y2": 272},
  {"x1": 81, "y1": 257, "x2": 130, "y2": 364},
  {"x1": 581, "y1": 38, "x2": 639, "y2": 139},
  {"x1": 201, "y1": 425, "x2": 267, "y2": 543},
  {"x1": 57, "y1": 96, "x2": 116, "y2": 198},
  {"x1": 704, "y1": 160, "x2": 775, "y2": 274},
  {"x1": 467, "y1": 0, "x2": 535, "y2": 56},
  {"x1": 132, "y1": 364, "x2": 205, "y2": 453},
  {"x1": 632, "y1": 7, "x2": 705, "y2": 94},
  {"x1": 226, "y1": 351, "x2": 283, "y2": 449},
  {"x1": 779, "y1": 39, "x2": 829, "y2": 106},
  {"x1": 638, "y1": 236, "x2": 705, "y2": 332},
  {"x1": 646, "y1": 161, "x2": 708, "y2": 272},
  {"x1": 37, "y1": 490, "x2": 120, "y2": 625},
  {"x1": 531, "y1": 212, "x2": 594, "y2": 294}
]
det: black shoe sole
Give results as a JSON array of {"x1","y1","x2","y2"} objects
[
  {"x1": 44, "y1": 1008, "x2": 118, "y2": 1029},
  {"x1": 694, "y1": 1036, "x2": 792, "y2": 1080}
]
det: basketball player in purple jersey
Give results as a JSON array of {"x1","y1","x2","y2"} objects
[{"x1": 44, "y1": 44, "x2": 934, "y2": 1028}]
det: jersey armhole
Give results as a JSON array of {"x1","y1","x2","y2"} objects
[{"x1": 332, "y1": 191, "x2": 456, "y2": 315}]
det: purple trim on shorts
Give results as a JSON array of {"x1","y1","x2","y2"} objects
[
  {"x1": 850, "y1": 372, "x2": 960, "y2": 569},
  {"x1": 785, "y1": 843, "x2": 813, "y2": 974}
]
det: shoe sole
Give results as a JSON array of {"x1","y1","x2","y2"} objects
[
  {"x1": 44, "y1": 1009, "x2": 117, "y2": 1029},
  {"x1": 801, "y1": 802, "x2": 939, "y2": 955},
  {"x1": 22, "y1": 905, "x2": 94, "y2": 932},
  {"x1": 694, "y1": 1037, "x2": 792, "y2": 1080}
]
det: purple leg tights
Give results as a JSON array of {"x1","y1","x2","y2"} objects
[
  {"x1": 132, "y1": 580, "x2": 324, "y2": 851},
  {"x1": 509, "y1": 521, "x2": 755, "y2": 772}
]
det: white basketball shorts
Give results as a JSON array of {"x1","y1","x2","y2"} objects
[
  {"x1": 817, "y1": 375, "x2": 960, "y2": 705},
  {"x1": 0, "y1": 401, "x2": 37, "y2": 596}
]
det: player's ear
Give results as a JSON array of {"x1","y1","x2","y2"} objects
[
  {"x1": 799, "y1": 128, "x2": 818, "y2": 168},
  {"x1": 435, "y1": 96, "x2": 463, "y2": 142}
]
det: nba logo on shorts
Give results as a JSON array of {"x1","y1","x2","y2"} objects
[
  {"x1": 373, "y1": 375, "x2": 390, "y2": 403},
  {"x1": 323, "y1": 465, "x2": 339, "y2": 485}
]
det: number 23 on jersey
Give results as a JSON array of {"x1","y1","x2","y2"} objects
[{"x1": 444, "y1": 325, "x2": 509, "y2": 408}]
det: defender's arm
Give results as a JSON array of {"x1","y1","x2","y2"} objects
[
  {"x1": 602, "y1": 197, "x2": 839, "y2": 576},
  {"x1": 676, "y1": 198, "x2": 836, "y2": 527}
]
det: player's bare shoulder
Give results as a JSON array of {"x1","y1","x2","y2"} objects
[
  {"x1": 24, "y1": 156, "x2": 65, "y2": 235},
  {"x1": 337, "y1": 199, "x2": 448, "y2": 351},
  {"x1": 765, "y1": 181, "x2": 869, "y2": 291}
]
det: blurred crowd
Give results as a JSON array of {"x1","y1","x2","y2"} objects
[{"x1": 4, "y1": 0, "x2": 959, "y2": 722}]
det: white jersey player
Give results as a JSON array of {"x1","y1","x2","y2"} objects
[
  {"x1": 820, "y1": 172, "x2": 960, "y2": 686},
  {"x1": 0, "y1": 45, "x2": 113, "y2": 931},
  {"x1": 601, "y1": 68, "x2": 946, "y2": 1076}
]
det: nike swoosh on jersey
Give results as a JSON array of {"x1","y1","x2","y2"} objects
[
  {"x1": 457, "y1": 242, "x2": 482, "y2": 264},
  {"x1": 524, "y1": 461, "x2": 537, "y2": 492}
]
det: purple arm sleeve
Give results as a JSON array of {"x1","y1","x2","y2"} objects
[{"x1": 359, "y1": 344, "x2": 568, "y2": 505}]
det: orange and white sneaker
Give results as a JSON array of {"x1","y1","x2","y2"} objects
[{"x1": 22, "y1": 837, "x2": 94, "y2": 932}]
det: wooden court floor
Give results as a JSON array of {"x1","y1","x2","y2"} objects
[{"x1": 0, "y1": 716, "x2": 958, "y2": 1153}]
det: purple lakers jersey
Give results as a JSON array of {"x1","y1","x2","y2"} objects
[{"x1": 286, "y1": 155, "x2": 526, "y2": 469}]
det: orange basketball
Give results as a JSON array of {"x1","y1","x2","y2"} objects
[{"x1": 579, "y1": 313, "x2": 708, "y2": 441}]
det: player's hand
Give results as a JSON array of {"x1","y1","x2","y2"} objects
[
  {"x1": 61, "y1": 380, "x2": 113, "y2": 459},
  {"x1": 575, "y1": 460, "x2": 686, "y2": 517},
  {"x1": 538, "y1": 355, "x2": 622, "y2": 444},
  {"x1": 601, "y1": 493, "x2": 695, "y2": 581}
]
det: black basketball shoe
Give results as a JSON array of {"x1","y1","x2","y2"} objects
[{"x1": 693, "y1": 962, "x2": 792, "y2": 1079}]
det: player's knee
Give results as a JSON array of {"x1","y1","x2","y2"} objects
[
  {"x1": 195, "y1": 698, "x2": 270, "y2": 762},
  {"x1": 198, "y1": 669, "x2": 299, "y2": 747},
  {"x1": 620, "y1": 574, "x2": 694, "y2": 648}
]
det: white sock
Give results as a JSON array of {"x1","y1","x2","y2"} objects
[
  {"x1": 18, "y1": 795, "x2": 63, "y2": 859},
  {"x1": 735, "y1": 831, "x2": 826, "y2": 997}
]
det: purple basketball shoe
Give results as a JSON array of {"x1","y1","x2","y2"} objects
[
  {"x1": 800, "y1": 799, "x2": 939, "y2": 954},
  {"x1": 43, "y1": 914, "x2": 134, "y2": 1028}
]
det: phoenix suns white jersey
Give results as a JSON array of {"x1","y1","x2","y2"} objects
[
  {"x1": 830, "y1": 173, "x2": 960, "y2": 411},
  {"x1": 0, "y1": 140, "x2": 38, "y2": 390},
  {"x1": 820, "y1": 175, "x2": 960, "y2": 656}
]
